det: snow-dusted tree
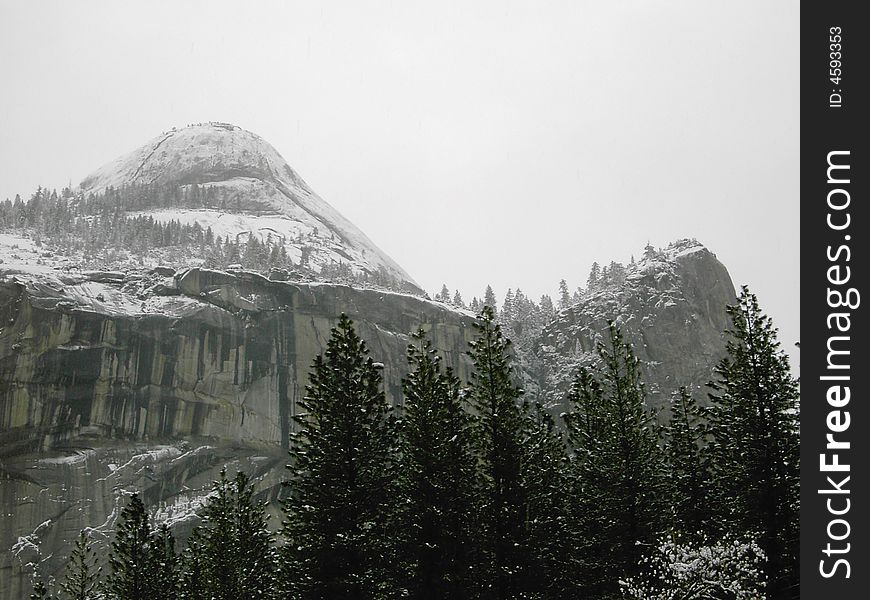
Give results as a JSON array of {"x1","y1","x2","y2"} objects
[
  {"x1": 283, "y1": 314, "x2": 400, "y2": 599},
  {"x1": 29, "y1": 580, "x2": 53, "y2": 600},
  {"x1": 564, "y1": 323, "x2": 667, "y2": 596},
  {"x1": 521, "y1": 403, "x2": 582, "y2": 599},
  {"x1": 558, "y1": 279, "x2": 571, "y2": 309},
  {"x1": 467, "y1": 306, "x2": 530, "y2": 598},
  {"x1": 397, "y1": 330, "x2": 480, "y2": 599},
  {"x1": 150, "y1": 525, "x2": 179, "y2": 600},
  {"x1": 438, "y1": 284, "x2": 451, "y2": 302},
  {"x1": 501, "y1": 288, "x2": 515, "y2": 324},
  {"x1": 452, "y1": 289, "x2": 466, "y2": 308},
  {"x1": 181, "y1": 470, "x2": 276, "y2": 600},
  {"x1": 59, "y1": 530, "x2": 102, "y2": 600},
  {"x1": 608, "y1": 261, "x2": 626, "y2": 286},
  {"x1": 662, "y1": 387, "x2": 710, "y2": 539},
  {"x1": 105, "y1": 494, "x2": 154, "y2": 600},
  {"x1": 483, "y1": 285, "x2": 498, "y2": 314},
  {"x1": 706, "y1": 286, "x2": 799, "y2": 599},
  {"x1": 586, "y1": 262, "x2": 600, "y2": 290},
  {"x1": 619, "y1": 536, "x2": 767, "y2": 600},
  {"x1": 539, "y1": 294, "x2": 555, "y2": 318}
]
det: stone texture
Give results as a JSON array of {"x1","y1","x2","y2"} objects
[
  {"x1": 526, "y1": 239, "x2": 736, "y2": 413},
  {"x1": 0, "y1": 267, "x2": 475, "y2": 599},
  {"x1": 0, "y1": 239, "x2": 736, "y2": 599}
]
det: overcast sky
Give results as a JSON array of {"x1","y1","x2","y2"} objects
[{"x1": 0, "y1": 0, "x2": 799, "y2": 364}]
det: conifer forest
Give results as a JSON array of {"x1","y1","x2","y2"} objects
[{"x1": 25, "y1": 290, "x2": 799, "y2": 600}]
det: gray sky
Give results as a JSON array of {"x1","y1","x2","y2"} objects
[{"x1": 0, "y1": 0, "x2": 799, "y2": 364}]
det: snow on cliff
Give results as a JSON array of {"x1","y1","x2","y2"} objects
[{"x1": 79, "y1": 122, "x2": 418, "y2": 289}]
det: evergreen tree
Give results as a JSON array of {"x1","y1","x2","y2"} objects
[
  {"x1": 539, "y1": 294, "x2": 555, "y2": 318},
  {"x1": 59, "y1": 530, "x2": 102, "y2": 600},
  {"x1": 182, "y1": 470, "x2": 277, "y2": 600},
  {"x1": 501, "y1": 289, "x2": 515, "y2": 324},
  {"x1": 149, "y1": 525, "x2": 179, "y2": 600},
  {"x1": 483, "y1": 285, "x2": 498, "y2": 314},
  {"x1": 106, "y1": 494, "x2": 153, "y2": 600},
  {"x1": 521, "y1": 403, "x2": 582, "y2": 599},
  {"x1": 558, "y1": 279, "x2": 571, "y2": 309},
  {"x1": 438, "y1": 284, "x2": 451, "y2": 303},
  {"x1": 452, "y1": 290, "x2": 466, "y2": 308},
  {"x1": 564, "y1": 323, "x2": 667, "y2": 597},
  {"x1": 586, "y1": 263, "x2": 600, "y2": 290},
  {"x1": 706, "y1": 286, "x2": 800, "y2": 599},
  {"x1": 283, "y1": 314, "x2": 399, "y2": 599},
  {"x1": 662, "y1": 387, "x2": 709, "y2": 539},
  {"x1": 467, "y1": 306, "x2": 529, "y2": 598},
  {"x1": 398, "y1": 330, "x2": 480, "y2": 599},
  {"x1": 30, "y1": 580, "x2": 53, "y2": 600}
]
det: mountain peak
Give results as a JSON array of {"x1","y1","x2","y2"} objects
[{"x1": 78, "y1": 123, "x2": 419, "y2": 291}]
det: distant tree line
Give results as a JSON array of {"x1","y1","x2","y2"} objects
[
  {"x1": 433, "y1": 243, "x2": 675, "y2": 350},
  {"x1": 31, "y1": 287, "x2": 798, "y2": 600},
  {"x1": 0, "y1": 185, "x2": 405, "y2": 291}
]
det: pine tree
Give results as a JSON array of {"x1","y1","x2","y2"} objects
[
  {"x1": 283, "y1": 314, "x2": 399, "y2": 599},
  {"x1": 397, "y1": 330, "x2": 480, "y2": 599},
  {"x1": 452, "y1": 290, "x2": 465, "y2": 308},
  {"x1": 30, "y1": 580, "x2": 53, "y2": 600},
  {"x1": 586, "y1": 263, "x2": 600, "y2": 290},
  {"x1": 501, "y1": 289, "x2": 515, "y2": 324},
  {"x1": 706, "y1": 286, "x2": 799, "y2": 599},
  {"x1": 149, "y1": 525, "x2": 179, "y2": 600},
  {"x1": 539, "y1": 294, "x2": 555, "y2": 318},
  {"x1": 564, "y1": 323, "x2": 667, "y2": 596},
  {"x1": 662, "y1": 387, "x2": 709, "y2": 539},
  {"x1": 59, "y1": 530, "x2": 102, "y2": 600},
  {"x1": 558, "y1": 279, "x2": 571, "y2": 309},
  {"x1": 521, "y1": 403, "x2": 582, "y2": 599},
  {"x1": 106, "y1": 494, "x2": 153, "y2": 600},
  {"x1": 467, "y1": 306, "x2": 529, "y2": 598},
  {"x1": 483, "y1": 285, "x2": 498, "y2": 314},
  {"x1": 438, "y1": 284, "x2": 451, "y2": 303},
  {"x1": 182, "y1": 470, "x2": 277, "y2": 600}
]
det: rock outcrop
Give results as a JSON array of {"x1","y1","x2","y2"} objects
[
  {"x1": 0, "y1": 241, "x2": 735, "y2": 599},
  {"x1": 79, "y1": 122, "x2": 420, "y2": 291},
  {"x1": 527, "y1": 239, "x2": 736, "y2": 412},
  {"x1": 0, "y1": 266, "x2": 474, "y2": 599}
]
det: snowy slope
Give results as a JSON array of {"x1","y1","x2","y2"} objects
[{"x1": 79, "y1": 122, "x2": 418, "y2": 289}]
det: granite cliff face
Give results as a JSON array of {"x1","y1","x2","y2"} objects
[
  {"x1": 0, "y1": 265, "x2": 475, "y2": 599},
  {"x1": 79, "y1": 122, "x2": 419, "y2": 291},
  {"x1": 0, "y1": 239, "x2": 736, "y2": 599},
  {"x1": 0, "y1": 122, "x2": 738, "y2": 600},
  {"x1": 527, "y1": 239, "x2": 736, "y2": 412}
]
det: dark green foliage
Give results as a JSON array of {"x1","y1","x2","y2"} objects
[
  {"x1": 59, "y1": 530, "x2": 102, "y2": 600},
  {"x1": 150, "y1": 525, "x2": 180, "y2": 600},
  {"x1": 467, "y1": 306, "x2": 530, "y2": 598},
  {"x1": 105, "y1": 494, "x2": 156, "y2": 600},
  {"x1": 706, "y1": 287, "x2": 800, "y2": 599},
  {"x1": 29, "y1": 580, "x2": 53, "y2": 600},
  {"x1": 0, "y1": 184, "x2": 407, "y2": 291},
  {"x1": 282, "y1": 314, "x2": 400, "y2": 599},
  {"x1": 24, "y1": 287, "x2": 798, "y2": 600},
  {"x1": 397, "y1": 330, "x2": 480, "y2": 599},
  {"x1": 564, "y1": 322, "x2": 667, "y2": 597},
  {"x1": 180, "y1": 470, "x2": 277, "y2": 600},
  {"x1": 521, "y1": 403, "x2": 582, "y2": 599},
  {"x1": 662, "y1": 387, "x2": 710, "y2": 539}
]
